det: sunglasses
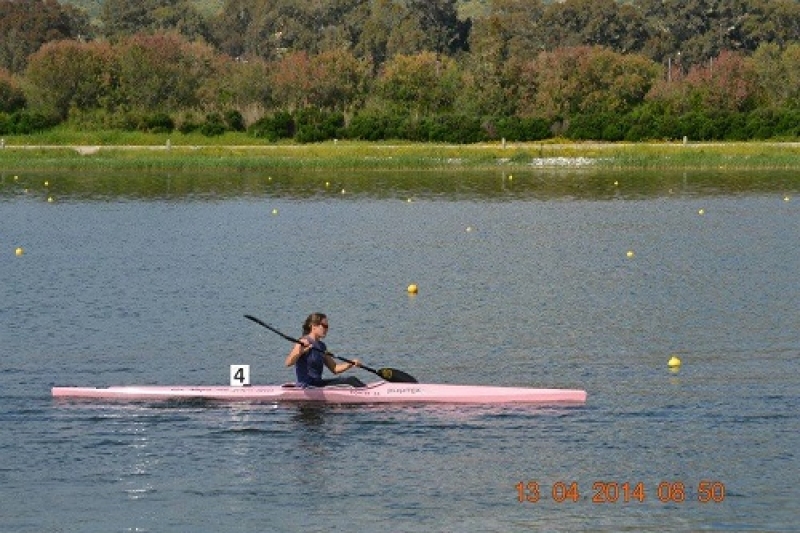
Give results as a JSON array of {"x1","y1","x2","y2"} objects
[{"x1": 319, "y1": 323, "x2": 329, "y2": 329}]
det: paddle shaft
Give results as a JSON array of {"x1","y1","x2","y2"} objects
[{"x1": 244, "y1": 315, "x2": 384, "y2": 378}]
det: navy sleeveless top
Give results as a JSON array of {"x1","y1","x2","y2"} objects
[{"x1": 295, "y1": 336, "x2": 327, "y2": 387}]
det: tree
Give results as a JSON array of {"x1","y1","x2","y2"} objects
[
  {"x1": 751, "y1": 42, "x2": 800, "y2": 108},
  {"x1": 199, "y1": 57, "x2": 273, "y2": 121},
  {"x1": 647, "y1": 50, "x2": 760, "y2": 115},
  {"x1": 356, "y1": 0, "x2": 468, "y2": 65},
  {"x1": 111, "y1": 32, "x2": 220, "y2": 112},
  {"x1": 516, "y1": 46, "x2": 660, "y2": 120},
  {"x1": 736, "y1": 0, "x2": 800, "y2": 51},
  {"x1": 374, "y1": 51, "x2": 462, "y2": 117},
  {"x1": 0, "y1": 0, "x2": 90, "y2": 73},
  {"x1": 266, "y1": 48, "x2": 368, "y2": 114},
  {"x1": 309, "y1": 48, "x2": 372, "y2": 113},
  {"x1": 0, "y1": 68, "x2": 26, "y2": 112},
  {"x1": 635, "y1": 0, "x2": 800, "y2": 64},
  {"x1": 539, "y1": 0, "x2": 652, "y2": 54},
  {"x1": 213, "y1": 0, "x2": 364, "y2": 61},
  {"x1": 684, "y1": 51, "x2": 761, "y2": 112},
  {"x1": 268, "y1": 51, "x2": 316, "y2": 111},
  {"x1": 209, "y1": 0, "x2": 251, "y2": 58},
  {"x1": 101, "y1": 0, "x2": 209, "y2": 41},
  {"x1": 24, "y1": 40, "x2": 112, "y2": 118}
]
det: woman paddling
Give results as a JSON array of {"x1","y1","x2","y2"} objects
[{"x1": 285, "y1": 313, "x2": 366, "y2": 388}]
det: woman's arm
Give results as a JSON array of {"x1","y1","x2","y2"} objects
[
  {"x1": 285, "y1": 340, "x2": 309, "y2": 367},
  {"x1": 324, "y1": 353, "x2": 361, "y2": 374}
]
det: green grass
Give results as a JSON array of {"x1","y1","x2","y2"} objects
[{"x1": 2, "y1": 131, "x2": 799, "y2": 171}]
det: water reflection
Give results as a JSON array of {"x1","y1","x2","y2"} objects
[
  {"x1": 290, "y1": 404, "x2": 329, "y2": 427},
  {"x1": 2, "y1": 169, "x2": 798, "y2": 202}
]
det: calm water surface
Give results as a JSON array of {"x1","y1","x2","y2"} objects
[{"x1": 2, "y1": 169, "x2": 799, "y2": 532}]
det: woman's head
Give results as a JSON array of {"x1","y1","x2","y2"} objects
[{"x1": 302, "y1": 313, "x2": 328, "y2": 335}]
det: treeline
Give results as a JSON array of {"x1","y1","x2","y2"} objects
[{"x1": 1, "y1": 0, "x2": 800, "y2": 141}]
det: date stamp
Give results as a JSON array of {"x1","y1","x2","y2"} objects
[{"x1": 516, "y1": 480, "x2": 725, "y2": 504}]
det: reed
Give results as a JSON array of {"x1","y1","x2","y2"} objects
[{"x1": 1, "y1": 133, "x2": 799, "y2": 170}]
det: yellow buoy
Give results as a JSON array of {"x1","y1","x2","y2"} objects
[
  {"x1": 47, "y1": 196, "x2": 54, "y2": 203},
  {"x1": 271, "y1": 208, "x2": 278, "y2": 215},
  {"x1": 698, "y1": 208, "x2": 705, "y2": 215},
  {"x1": 407, "y1": 284, "x2": 418, "y2": 294},
  {"x1": 668, "y1": 355, "x2": 681, "y2": 368},
  {"x1": 626, "y1": 250, "x2": 635, "y2": 258},
  {"x1": 15, "y1": 247, "x2": 24, "y2": 257}
]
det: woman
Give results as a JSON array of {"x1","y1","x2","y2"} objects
[{"x1": 285, "y1": 313, "x2": 366, "y2": 387}]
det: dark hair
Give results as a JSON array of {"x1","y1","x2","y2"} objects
[{"x1": 302, "y1": 313, "x2": 327, "y2": 335}]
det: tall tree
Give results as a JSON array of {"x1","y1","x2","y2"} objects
[
  {"x1": 0, "y1": 68, "x2": 26, "y2": 112},
  {"x1": 735, "y1": 0, "x2": 800, "y2": 51},
  {"x1": 539, "y1": 0, "x2": 652, "y2": 54},
  {"x1": 101, "y1": 0, "x2": 209, "y2": 41},
  {"x1": 213, "y1": 0, "x2": 363, "y2": 60},
  {"x1": 356, "y1": 0, "x2": 468, "y2": 64},
  {"x1": 469, "y1": 0, "x2": 547, "y2": 61},
  {"x1": 213, "y1": 0, "x2": 467, "y2": 65},
  {"x1": 464, "y1": 0, "x2": 549, "y2": 116},
  {"x1": 752, "y1": 42, "x2": 800, "y2": 108},
  {"x1": 0, "y1": 0, "x2": 90, "y2": 73}
]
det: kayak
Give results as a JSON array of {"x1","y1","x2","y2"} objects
[{"x1": 51, "y1": 381, "x2": 587, "y2": 405}]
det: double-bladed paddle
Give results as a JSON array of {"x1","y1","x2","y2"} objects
[{"x1": 244, "y1": 314, "x2": 418, "y2": 383}]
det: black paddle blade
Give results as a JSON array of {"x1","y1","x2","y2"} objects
[{"x1": 377, "y1": 367, "x2": 418, "y2": 383}]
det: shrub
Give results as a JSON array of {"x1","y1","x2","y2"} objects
[
  {"x1": 143, "y1": 112, "x2": 175, "y2": 133},
  {"x1": 343, "y1": 111, "x2": 405, "y2": 141},
  {"x1": 565, "y1": 114, "x2": 605, "y2": 140},
  {"x1": 294, "y1": 108, "x2": 343, "y2": 143},
  {"x1": 248, "y1": 111, "x2": 294, "y2": 141},
  {"x1": 774, "y1": 109, "x2": 800, "y2": 137},
  {"x1": 1, "y1": 111, "x2": 60, "y2": 134},
  {"x1": 224, "y1": 110, "x2": 246, "y2": 132},
  {"x1": 424, "y1": 114, "x2": 487, "y2": 143},
  {"x1": 200, "y1": 113, "x2": 226, "y2": 136},
  {"x1": 0, "y1": 112, "x2": 10, "y2": 134},
  {"x1": 493, "y1": 117, "x2": 551, "y2": 142},
  {"x1": 178, "y1": 119, "x2": 201, "y2": 134}
]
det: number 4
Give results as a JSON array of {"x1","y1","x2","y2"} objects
[{"x1": 230, "y1": 365, "x2": 251, "y2": 386}]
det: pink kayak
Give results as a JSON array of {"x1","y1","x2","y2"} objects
[{"x1": 52, "y1": 381, "x2": 587, "y2": 405}]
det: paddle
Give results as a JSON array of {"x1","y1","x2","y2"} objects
[{"x1": 244, "y1": 314, "x2": 418, "y2": 383}]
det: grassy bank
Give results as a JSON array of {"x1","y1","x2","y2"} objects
[{"x1": 1, "y1": 130, "x2": 799, "y2": 170}]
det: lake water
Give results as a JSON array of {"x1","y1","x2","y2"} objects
[{"x1": 2, "y1": 168, "x2": 799, "y2": 532}]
